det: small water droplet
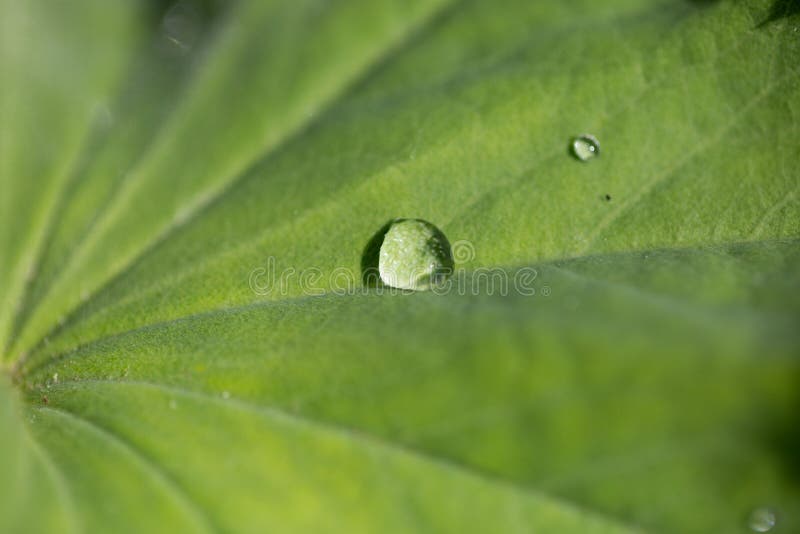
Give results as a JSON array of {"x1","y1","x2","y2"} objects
[
  {"x1": 161, "y1": 1, "x2": 201, "y2": 55},
  {"x1": 378, "y1": 219, "x2": 454, "y2": 291},
  {"x1": 221, "y1": 391, "x2": 231, "y2": 400},
  {"x1": 169, "y1": 399, "x2": 178, "y2": 410},
  {"x1": 571, "y1": 134, "x2": 600, "y2": 162},
  {"x1": 749, "y1": 507, "x2": 776, "y2": 532}
]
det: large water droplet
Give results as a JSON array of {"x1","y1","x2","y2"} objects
[
  {"x1": 378, "y1": 219, "x2": 454, "y2": 291},
  {"x1": 749, "y1": 507, "x2": 776, "y2": 532},
  {"x1": 571, "y1": 134, "x2": 600, "y2": 161}
]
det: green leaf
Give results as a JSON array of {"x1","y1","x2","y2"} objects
[{"x1": 2, "y1": 0, "x2": 799, "y2": 532}]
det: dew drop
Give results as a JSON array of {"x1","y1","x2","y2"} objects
[
  {"x1": 571, "y1": 134, "x2": 600, "y2": 162},
  {"x1": 378, "y1": 219, "x2": 454, "y2": 291},
  {"x1": 161, "y1": 1, "x2": 201, "y2": 54},
  {"x1": 748, "y1": 507, "x2": 776, "y2": 532}
]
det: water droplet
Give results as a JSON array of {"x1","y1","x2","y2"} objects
[
  {"x1": 221, "y1": 391, "x2": 231, "y2": 400},
  {"x1": 571, "y1": 134, "x2": 600, "y2": 162},
  {"x1": 161, "y1": 1, "x2": 201, "y2": 54},
  {"x1": 378, "y1": 219, "x2": 454, "y2": 291},
  {"x1": 169, "y1": 399, "x2": 178, "y2": 410},
  {"x1": 749, "y1": 507, "x2": 776, "y2": 532}
]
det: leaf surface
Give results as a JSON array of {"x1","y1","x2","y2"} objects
[{"x1": 1, "y1": 0, "x2": 799, "y2": 532}]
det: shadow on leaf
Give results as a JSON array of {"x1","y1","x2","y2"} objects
[
  {"x1": 360, "y1": 219, "x2": 396, "y2": 287},
  {"x1": 757, "y1": 0, "x2": 800, "y2": 27}
]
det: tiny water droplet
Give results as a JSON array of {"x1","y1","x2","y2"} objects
[
  {"x1": 571, "y1": 134, "x2": 600, "y2": 162},
  {"x1": 161, "y1": 1, "x2": 201, "y2": 54},
  {"x1": 169, "y1": 399, "x2": 178, "y2": 410},
  {"x1": 378, "y1": 219, "x2": 454, "y2": 291},
  {"x1": 221, "y1": 391, "x2": 231, "y2": 400},
  {"x1": 749, "y1": 507, "x2": 776, "y2": 532}
]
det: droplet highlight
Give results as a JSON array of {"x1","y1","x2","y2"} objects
[
  {"x1": 571, "y1": 134, "x2": 600, "y2": 162},
  {"x1": 378, "y1": 219, "x2": 454, "y2": 291},
  {"x1": 749, "y1": 507, "x2": 776, "y2": 532}
]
